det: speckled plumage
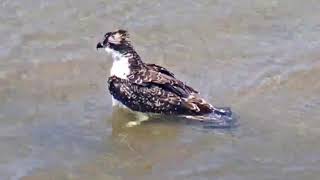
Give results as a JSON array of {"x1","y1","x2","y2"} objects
[
  {"x1": 97, "y1": 30, "x2": 232, "y2": 117},
  {"x1": 108, "y1": 76, "x2": 212, "y2": 115}
]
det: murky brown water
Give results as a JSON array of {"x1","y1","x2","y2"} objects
[{"x1": 1, "y1": 0, "x2": 320, "y2": 179}]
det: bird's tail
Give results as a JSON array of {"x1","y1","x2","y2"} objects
[
  {"x1": 182, "y1": 107, "x2": 238, "y2": 128},
  {"x1": 212, "y1": 107, "x2": 232, "y2": 117}
]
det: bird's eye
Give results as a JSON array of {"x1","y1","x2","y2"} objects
[{"x1": 104, "y1": 32, "x2": 111, "y2": 37}]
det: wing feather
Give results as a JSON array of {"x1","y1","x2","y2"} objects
[
  {"x1": 108, "y1": 76, "x2": 213, "y2": 115},
  {"x1": 128, "y1": 68, "x2": 198, "y2": 97},
  {"x1": 145, "y1": 63, "x2": 175, "y2": 77}
]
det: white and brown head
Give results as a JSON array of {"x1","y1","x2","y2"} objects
[{"x1": 96, "y1": 29, "x2": 132, "y2": 55}]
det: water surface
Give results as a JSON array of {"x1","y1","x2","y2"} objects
[{"x1": 1, "y1": 0, "x2": 320, "y2": 179}]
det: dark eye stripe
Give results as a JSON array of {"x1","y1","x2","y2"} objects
[{"x1": 104, "y1": 32, "x2": 112, "y2": 37}]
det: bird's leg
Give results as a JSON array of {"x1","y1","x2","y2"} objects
[
  {"x1": 126, "y1": 113, "x2": 149, "y2": 127},
  {"x1": 112, "y1": 97, "x2": 121, "y2": 106}
]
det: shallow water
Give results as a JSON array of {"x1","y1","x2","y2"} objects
[{"x1": 1, "y1": 0, "x2": 320, "y2": 179}]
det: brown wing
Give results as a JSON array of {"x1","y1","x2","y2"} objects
[
  {"x1": 108, "y1": 76, "x2": 213, "y2": 115},
  {"x1": 145, "y1": 63, "x2": 175, "y2": 77},
  {"x1": 127, "y1": 68, "x2": 198, "y2": 98}
]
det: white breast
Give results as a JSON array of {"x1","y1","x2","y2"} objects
[{"x1": 105, "y1": 47, "x2": 130, "y2": 79}]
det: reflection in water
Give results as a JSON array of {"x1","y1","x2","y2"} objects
[
  {"x1": 100, "y1": 109, "x2": 236, "y2": 179},
  {"x1": 71, "y1": 109, "x2": 184, "y2": 179},
  {"x1": 109, "y1": 108, "x2": 181, "y2": 153}
]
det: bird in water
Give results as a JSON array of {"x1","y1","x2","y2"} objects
[{"x1": 96, "y1": 30, "x2": 234, "y2": 127}]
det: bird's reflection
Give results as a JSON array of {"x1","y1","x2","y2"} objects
[
  {"x1": 106, "y1": 108, "x2": 182, "y2": 153},
  {"x1": 100, "y1": 109, "x2": 184, "y2": 174},
  {"x1": 100, "y1": 109, "x2": 236, "y2": 177}
]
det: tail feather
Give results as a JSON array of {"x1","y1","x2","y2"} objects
[
  {"x1": 180, "y1": 96, "x2": 237, "y2": 128},
  {"x1": 182, "y1": 96, "x2": 213, "y2": 115},
  {"x1": 181, "y1": 106, "x2": 237, "y2": 128},
  {"x1": 213, "y1": 107, "x2": 232, "y2": 117}
]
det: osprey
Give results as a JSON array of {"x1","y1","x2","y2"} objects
[{"x1": 97, "y1": 30, "x2": 234, "y2": 127}]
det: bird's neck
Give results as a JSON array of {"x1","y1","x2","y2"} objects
[
  {"x1": 106, "y1": 46, "x2": 145, "y2": 79},
  {"x1": 106, "y1": 45, "x2": 145, "y2": 70}
]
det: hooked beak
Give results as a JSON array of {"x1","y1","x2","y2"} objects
[{"x1": 96, "y1": 42, "x2": 104, "y2": 50}]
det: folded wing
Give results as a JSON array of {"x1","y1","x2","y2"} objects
[
  {"x1": 108, "y1": 76, "x2": 213, "y2": 115},
  {"x1": 145, "y1": 63, "x2": 175, "y2": 77},
  {"x1": 127, "y1": 68, "x2": 198, "y2": 98}
]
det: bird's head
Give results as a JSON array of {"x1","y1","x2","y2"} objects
[{"x1": 96, "y1": 29, "x2": 131, "y2": 55}]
